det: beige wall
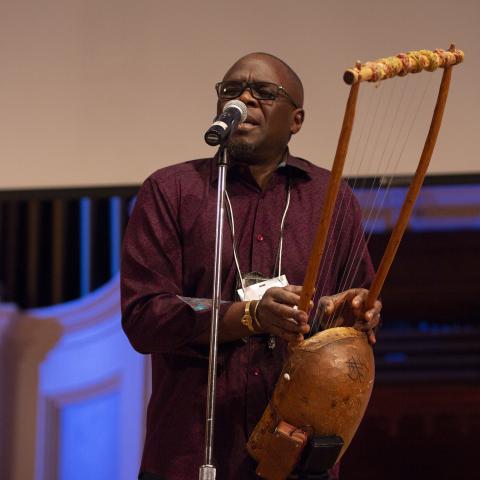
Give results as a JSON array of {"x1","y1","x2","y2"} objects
[{"x1": 0, "y1": 0, "x2": 478, "y2": 189}]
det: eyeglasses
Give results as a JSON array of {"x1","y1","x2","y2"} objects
[{"x1": 215, "y1": 81, "x2": 299, "y2": 109}]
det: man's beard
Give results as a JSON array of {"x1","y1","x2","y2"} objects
[{"x1": 226, "y1": 138, "x2": 257, "y2": 163}]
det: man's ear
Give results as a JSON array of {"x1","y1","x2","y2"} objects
[{"x1": 290, "y1": 108, "x2": 305, "y2": 135}]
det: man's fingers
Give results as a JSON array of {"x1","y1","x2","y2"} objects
[
  {"x1": 257, "y1": 302, "x2": 309, "y2": 334},
  {"x1": 319, "y1": 298, "x2": 335, "y2": 314},
  {"x1": 370, "y1": 311, "x2": 381, "y2": 329},
  {"x1": 326, "y1": 300, "x2": 335, "y2": 314},
  {"x1": 284, "y1": 285, "x2": 303, "y2": 294},
  {"x1": 262, "y1": 301, "x2": 308, "y2": 324},
  {"x1": 321, "y1": 289, "x2": 358, "y2": 311},
  {"x1": 354, "y1": 310, "x2": 380, "y2": 331},
  {"x1": 261, "y1": 286, "x2": 309, "y2": 323},
  {"x1": 256, "y1": 284, "x2": 313, "y2": 337},
  {"x1": 270, "y1": 313, "x2": 310, "y2": 334},
  {"x1": 352, "y1": 289, "x2": 369, "y2": 308},
  {"x1": 352, "y1": 296, "x2": 363, "y2": 308},
  {"x1": 365, "y1": 308, "x2": 380, "y2": 323},
  {"x1": 270, "y1": 318, "x2": 305, "y2": 334},
  {"x1": 267, "y1": 287, "x2": 301, "y2": 307},
  {"x1": 268, "y1": 324, "x2": 305, "y2": 343}
]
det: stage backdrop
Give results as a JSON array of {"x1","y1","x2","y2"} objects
[{"x1": 0, "y1": 0, "x2": 478, "y2": 190}]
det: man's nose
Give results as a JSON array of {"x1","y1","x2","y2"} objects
[{"x1": 238, "y1": 87, "x2": 259, "y2": 107}]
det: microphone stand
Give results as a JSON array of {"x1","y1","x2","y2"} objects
[{"x1": 199, "y1": 145, "x2": 228, "y2": 480}]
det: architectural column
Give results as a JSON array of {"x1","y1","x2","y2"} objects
[{"x1": 2, "y1": 311, "x2": 62, "y2": 480}]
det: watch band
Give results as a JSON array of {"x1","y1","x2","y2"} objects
[
  {"x1": 241, "y1": 300, "x2": 255, "y2": 333},
  {"x1": 252, "y1": 300, "x2": 262, "y2": 332}
]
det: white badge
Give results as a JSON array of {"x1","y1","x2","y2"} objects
[{"x1": 237, "y1": 274, "x2": 289, "y2": 301}]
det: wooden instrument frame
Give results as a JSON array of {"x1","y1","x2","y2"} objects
[{"x1": 300, "y1": 44, "x2": 461, "y2": 323}]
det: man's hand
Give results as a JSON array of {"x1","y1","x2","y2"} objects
[
  {"x1": 255, "y1": 285, "x2": 310, "y2": 342},
  {"x1": 317, "y1": 288, "x2": 381, "y2": 345}
]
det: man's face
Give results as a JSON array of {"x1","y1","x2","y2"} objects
[{"x1": 217, "y1": 55, "x2": 304, "y2": 163}]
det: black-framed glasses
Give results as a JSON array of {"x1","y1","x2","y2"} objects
[{"x1": 215, "y1": 81, "x2": 299, "y2": 108}]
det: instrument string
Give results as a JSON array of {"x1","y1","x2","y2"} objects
[
  {"x1": 321, "y1": 78, "x2": 402, "y2": 332},
  {"x1": 341, "y1": 74, "x2": 434, "y2": 295},
  {"x1": 330, "y1": 72, "x2": 434, "y2": 329},
  {"x1": 311, "y1": 82, "x2": 384, "y2": 334},
  {"x1": 318, "y1": 72, "x2": 433, "y2": 331},
  {"x1": 333, "y1": 76, "x2": 412, "y2": 298}
]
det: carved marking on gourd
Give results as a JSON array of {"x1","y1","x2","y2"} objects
[{"x1": 346, "y1": 356, "x2": 367, "y2": 382}]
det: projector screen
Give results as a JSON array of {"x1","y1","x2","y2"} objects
[{"x1": 0, "y1": 0, "x2": 478, "y2": 190}]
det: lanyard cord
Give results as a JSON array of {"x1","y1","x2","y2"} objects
[
  {"x1": 225, "y1": 191, "x2": 245, "y2": 288},
  {"x1": 274, "y1": 179, "x2": 291, "y2": 277},
  {"x1": 225, "y1": 177, "x2": 292, "y2": 292}
]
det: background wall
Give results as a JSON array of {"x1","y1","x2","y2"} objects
[
  {"x1": 1, "y1": 2, "x2": 479, "y2": 479},
  {"x1": 1, "y1": 0, "x2": 478, "y2": 190}
]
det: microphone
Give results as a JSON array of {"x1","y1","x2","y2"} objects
[{"x1": 204, "y1": 100, "x2": 248, "y2": 146}]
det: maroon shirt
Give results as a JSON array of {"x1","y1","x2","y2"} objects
[{"x1": 121, "y1": 154, "x2": 373, "y2": 479}]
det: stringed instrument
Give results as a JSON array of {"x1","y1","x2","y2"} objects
[{"x1": 247, "y1": 45, "x2": 465, "y2": 480}]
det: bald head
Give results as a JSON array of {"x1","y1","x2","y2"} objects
[{"x1": 223, "y1": 52, "x2": 304, "y2": 108}]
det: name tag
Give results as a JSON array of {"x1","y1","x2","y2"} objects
[{"x1": 237, "y1": 275, "x2": 289, "y2": 301}]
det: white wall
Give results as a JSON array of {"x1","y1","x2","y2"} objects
[{"x1": 0, "y1": 0, "x2": 478, "y2": 189}]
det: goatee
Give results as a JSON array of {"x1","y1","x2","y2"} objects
[{"x1": 226, "y1": 140, "x2": 257, "y2": 163}]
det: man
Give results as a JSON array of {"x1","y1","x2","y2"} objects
[{"x1": 121, "y1": 52, "x2": 381, "y2": 479}]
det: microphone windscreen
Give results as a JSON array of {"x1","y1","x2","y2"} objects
[{"x1": 223, "y1": 100, "x2": 247, "y2": 122}]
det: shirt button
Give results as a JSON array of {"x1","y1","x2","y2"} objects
[
  {"x1": 256, "y1": 234, "x2": 264, "y2": 242},
  {"x1": 252, "y1": 368, "x2": 260, "y2": 376}
]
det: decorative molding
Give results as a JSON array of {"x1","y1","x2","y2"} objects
[
  {"x1": 26, "y1": 274, "x2": 122, "y2": 342},
  {"x1": 41, "y1": 375, "x2": 121, "y2": 480},
  {"x1": 1, "y1": 311, "x2": 62, "y2": 480},
  {"x1": 0, "y1": 303, "x2": 17, "y2": 478},
  {"x1": 0, "y1": 278, "x2": 145, "y2": 480},
  {"x1": 30, "y1": 279, "x2": 146, "y2": 480}
]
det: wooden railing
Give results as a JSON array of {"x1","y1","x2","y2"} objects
[{"x1": 0, "y1": 186, "x2": 137, "y2": 308}]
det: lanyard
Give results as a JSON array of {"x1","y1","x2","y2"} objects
[{"x1": 225, "y1": 178, "x2": 291, "y2": 290}]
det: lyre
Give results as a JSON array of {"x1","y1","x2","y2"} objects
[{"x1": 247, "y1": 45, "x2": 465, "y2": 480}]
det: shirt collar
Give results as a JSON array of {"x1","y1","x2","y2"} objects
[{"x1": 209, "y1": 149, "x2": 313, "y2": 184}]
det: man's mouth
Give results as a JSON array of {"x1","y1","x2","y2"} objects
[{"x1": 237, "y1": 115, "x2": 259, "y2": 131}]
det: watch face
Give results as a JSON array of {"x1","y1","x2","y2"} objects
[{"x1": 241, "y1": 301, "x2": 253, "y2": 332}]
